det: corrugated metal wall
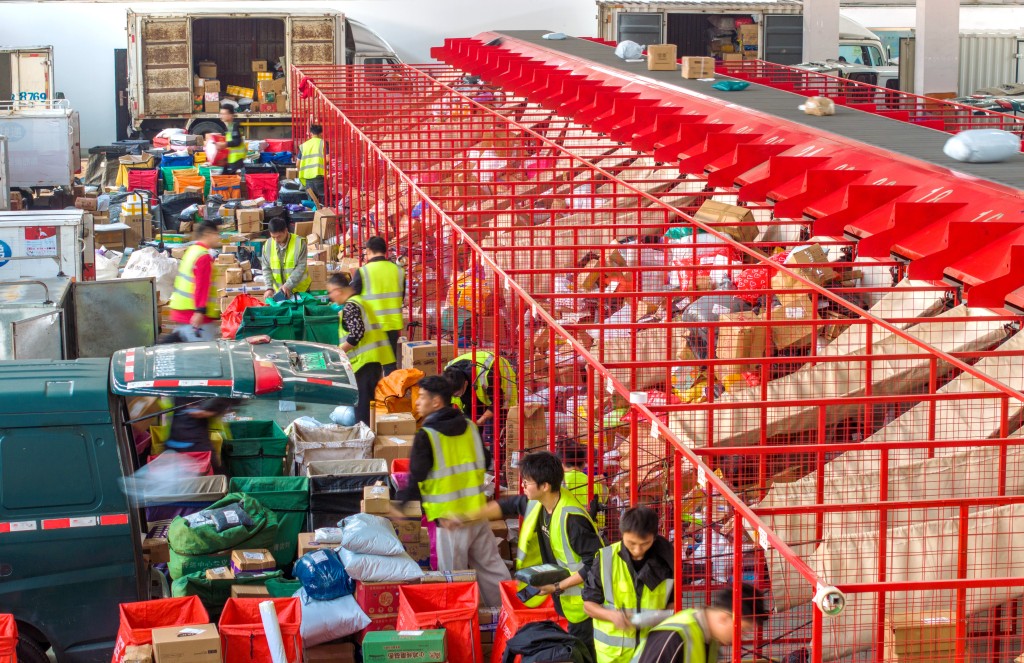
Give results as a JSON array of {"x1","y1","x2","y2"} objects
[{"x1": 960, "y1": 32, "x2": 1020, "y2": 95}]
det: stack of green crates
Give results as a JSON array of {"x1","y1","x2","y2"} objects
[
  {"x1": 223, "y1": 420, "x2": 289, "y2": 477},
  {"x1": 235, "y1": 307, "x2": 305, "y2": 341},
  {"x1": 302, "y1": 303, "x2": 340, "y2": 345},
  {"x1": 228, "y1": 476, "x2": 309, "y2": 565}
]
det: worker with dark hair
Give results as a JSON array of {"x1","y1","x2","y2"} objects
[
  {"x1": 262, "y1": 216, "x2": 310, "y2": 301},
  {"x1": 583, "y1": 506, "x2": 674, "y2": 663},
  {"x1": 454, "y1": 450, "x2": 604, "y2": 654},
  {"x1": 216, "y1": 104, "x2": 246, "y2": 175},
  {"x1": 298, "y1": 123, "x2": 326, "y2": 201},
  {"x1": 558, "y1": 438, "x2": 606, "y2": 529},
  {"x1": 443, "y1": 349, "x2": 518, "y2": 470},
  {"x1": 351, "y1": 235, "x2": 405, "y2": 374},
  {"x1": 394, "y1": 373, "x2": 510, "y2": 607},
  {"x1": 327, "y1": 272, "x2": 394, "y2": 426},
  {"x1": 631, "y1": 584, "x2": 768, "y2": 663},
  {"x1": 167, "y1": 222, "x2": 222, "y2": 342}
]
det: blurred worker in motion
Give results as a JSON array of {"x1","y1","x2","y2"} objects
[
  {"x1": 216, "y1": 104, "x2": 246, "y2": 175},
  {"x1": 167, "y1": 222, "x2": 221, "y2": 342},
  {"x1": 631, "y1": 584, "x2": 767, "y2": 663},
  {"x1": 558, "y1": 439, "x2": 606, "y2": 529},
  {"x1": 443, "y1": 349, "x2": 517, "y2": 471},
  {"x1": 583, "y1": 506, "x2": 674, "y2": 663},
  {"x1": 327, "y1": 273, "x2": 394, "y2": 426},
  {"x1": 263, "y1": 216, "x2": 310, "y2": 301},
  {"x1": 394, "y1": 374, "x2": 510, "y2": 608},
  {"x1": 352, "y1": 235, "x2": 405, "y2": 374},
  {"x1": 297, "y1": 123, "x2": 326, "y2": 202}
]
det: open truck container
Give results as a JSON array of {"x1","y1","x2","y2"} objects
[
  {"x1": 0, "y1": 338, "x2": 356, "y2": 662},
  {"x1": 126, "y1": 8, "x2": 399, "y2": 138}
]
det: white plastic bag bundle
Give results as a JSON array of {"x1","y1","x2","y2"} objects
[
  {"x1": 338, "y1": 513, "x2": 403, "y2": 556},
  {"x1": 95, "y1": 250, "x2": 121, "y2": 281},
  {"x1": 313, "y1": 527, "x2": 343, "y2": 544},
  {"x1": 798, "y1": 96, "x2": 835, "y2": 116},
  {"x1": 293, "y1": 589, "x2": 370, "y2": 646},
  {"x1": 943, "y1": 129, "x2": 1020, "y2": 163},
  {"x1": 337, "y1": 547, "x2": 424, "y2": 582},
  {"x1": 615, "y1": 40, "x2": 643, "y2": 60},
  {"x1": 120, "y1": 246, "x2": 179, "y2": 303}
]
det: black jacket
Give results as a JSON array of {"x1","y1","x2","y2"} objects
[
  {"x1": 582, "y1": 535, "x2": 675, "y2": 605},
  {"x1": 396, "y1": 406, "x2": 478, "y2": 504},
  {"x1": 501, "y1": 621, "x2": 595, "y2": 663}
]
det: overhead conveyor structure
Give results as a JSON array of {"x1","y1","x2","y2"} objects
[{"x1": 292, "y1": 31, "x2": 1024, "y2": 661}]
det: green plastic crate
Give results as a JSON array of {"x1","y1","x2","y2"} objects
[
  {"x1": 228, "y1": 476, "x2": 309, "y2": 564},
  {"x1": 223, "y1": 420, "x2": 289, "y2": 477},
  {"x1": 302, "y1": 303, "x2": 340, "y2": 346},
  {"x1": 235, "y1": 307, "x2": 304, "y2": 341}
]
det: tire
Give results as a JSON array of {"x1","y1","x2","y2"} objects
[
  {"x1": 189, "y1": 120, "x2": 226, "y2": 137},
  {"x1": 16, "y1": 635, "x2": 50, "y2": 663}
]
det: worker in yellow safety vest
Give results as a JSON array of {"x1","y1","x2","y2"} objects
[
  {"x1": 443, "y1": 349, "x2": 518, "y2": 472},
  {"x1": 629, "y1": 584, "x2": 767, "y2": 663},
  {"x1": 262, "y1": 216, "x2": 311, "y2": 301},
  {"x1": 583, "y1": 506, "x2": 675, "y2": 663},
  {"x1": 167, "y1": 222, "x2": 222, "y2": 342},
  {"x1": 558, "y1": 439, "x2": 607, "y2": 530},
  {"x1": 453, "y1": 451, "x2": 604, "y2": 656},
  {"x1": 217, "y1": 104, "x2": 247, "y2": 175},
  {"x1": 327, "y1": 273, "x2": 395, "y2": 426},
  {"x1": 392, "y1": 374, "x2": 511, "y2": 608},
  {"x1": 352, "y1": 235, "x2": 404, "y2": 374},
  {"x1": 297, "y1": 123, "x2": 326, "y2": 202}
]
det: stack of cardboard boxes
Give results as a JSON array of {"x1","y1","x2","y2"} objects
[
  {"x1": 400, "y1": 340, "x2": 455, "y2": 377},
  {"x1": 739, "y1": 23, "x2": 759, "y2": 60}
]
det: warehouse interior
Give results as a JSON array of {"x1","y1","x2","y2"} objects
[{"x1": 3, "y1": 1, "x2": 1024, "y2": 663}]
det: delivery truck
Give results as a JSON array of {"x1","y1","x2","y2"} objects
[
  {"x1": 126, "y1": 9, "x2": 400, "y2": 139},
  {"x1": 2, "y1": 338, "x2": 358, "y2": 662},
  {"x1": 0, "y1": 46, "x2": 54, "y2": 103}
]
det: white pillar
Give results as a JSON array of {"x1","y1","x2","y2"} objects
[
  {"x1": 914, "y1": 0, "x2": 960, "y2": 96},
  {"x1": 803, "y1": 0, "x2": 840, "y2": 63}
]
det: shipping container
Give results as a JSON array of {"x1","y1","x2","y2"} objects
[
  {"x1": 0, "y1": 46, "x2": 54, "y2": 103},
  {"x1": 0, "y1": 99, "x2": 80, "y2": 192},
  {"x1": 894, "y1": 30, "x2": 1024, "y2": 96}
]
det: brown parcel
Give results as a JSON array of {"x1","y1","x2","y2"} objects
[
  {"x1": 682, "y1": 57, "x2": 715, "y2": 80},
  {"x1": 769, "y1": 297, "x2": 816, "y2": 350},
  {"x1": 124, "y1": 644, "x2": 153, "y2": 663},
  {"x1": 647, "y1": 44, "x2": 678, "y2": 71},
  {"x1": 692, "y1": 200, "x2": 758, "y2": 243},
  {"x1": 307, "y1": 642, "x2": 357, "y2": 663},
  {"x1": 883, "y1": 611, "x2": 956, "y2": 662},
  {"x1": 716, "y1": 310, "x2": 766, "y2": 374},
  {"x1": 787, "y1": 244, "x2": 837, "y2": 285},
  {"x1": 231, "y1": 584, "x2": 270, "y2": 598},
  {"x1": 373, "y1": 434, "x2": 415, "y2": 466},
  {"x1": 235, "y1": 208, "x2": 263, "y2": 234},
  {"x1": 151, "y1": 624, "x2": 221, "y2": 663},
  {"x1": 375, "y1": 412, "x2": 417, "y2": 437}
]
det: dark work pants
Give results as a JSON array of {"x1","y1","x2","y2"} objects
[
  {"x1": 355, "y1": 362, "x2": 383, "y2": 427},
  {"x1": 384, "y1": 330, "x2": 400, "y2": 376}
]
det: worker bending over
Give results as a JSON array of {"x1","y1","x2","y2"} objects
[
  {"x1": 583, "y1": 506, "x2": 674, "y2": 663},
  {"x1": 327, "y1": 273, "x2": 394, "y2": 426},
  {"x1": 352, "y1": 236, "x2": 405, "y2": 374},
  {"x1": 443, "y1": 349, "x2": 517, "y2": 470},
  {"x1": 167, "y1": 222, "x2": 221, "y2": 342},
  {"x1": 394, "y1": 374, "x2": 510, "y2": 607},
  {"x1": 632, "y1": 584, "x2": 766, "y2": 663},
  {"x1": 453, "y1": 451, "x2": 604, "y2": 655},
  {"x1": 262, "y1": 217, "x2": 310, "y2": 301}
]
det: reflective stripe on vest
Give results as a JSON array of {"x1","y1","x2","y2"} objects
[
  {"x1": 418, "y1": 423, "x2": 487, "y2": 521},
  {"x1": 339, "y1": 295, "x2": 396, "y2": 373},
  {"x1": 298, "y1": 136, "x2": 325, "y2": 182},
  {"x1": 358, "y1": 260, "x2": 404, "y2": 332},
  {"x1": 266, "y1": 233, "x2": 311, "y2": 293},
  {"x1": 592, "y1": 542, "x2": 673, "y2": 663},
  {"x1": 446, "y1": 350, "x2": 519, "y2": 410},
  {"x1": 565, "y1": 469, "x2": 606, "y2": 530},
  {"x1": 226, "y1": 126, "x2": 247, "y2": 164},
  {"x1": 515, "y1": 490, "x2": 601, "y2": 623},
  {"x1": 168, "y1": 244, "x2": 220, "y2": 318},
  {"x1": 628, "y1": 611, "x2": 714, "y2": 663}
]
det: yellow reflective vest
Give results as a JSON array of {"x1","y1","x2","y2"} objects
[
  {"x1": 168, "y1": 244, "x2": 220, "y2": 318},
  {"x1": 448, "y1": 350, "x2": 518, "y2": 412},
  {"x1": 226, "y1": 124, "x2": 247, "y2": 165},
  {"x1": 418, "y1": 422, "x2": 487, "y2": 521},
  {"x1": 358, "y1": 259, "x2": 404, "y2": 332},
  {"x1": 565, "y1": 468, "x2": 606, "y2": 530},
  {"x1": 298, "y1": 136, "x2": 325, "y2": 183},
  {"x1": 266, "y1": 233, "x2": 311, "y2": 293},
  {"x1": 629, "y1": 610, "x2": 715, "y2": 663},
  {"x1": 340, "y1": 295, "x2": 395, "y2": 372}
]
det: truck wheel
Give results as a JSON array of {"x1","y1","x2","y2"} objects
[
  {"x1": 16, "y1": 636, "x2": 50, "y2": 663},
  {"x1": 189, "y1": 120, "x2": 226, "y2": 137}
]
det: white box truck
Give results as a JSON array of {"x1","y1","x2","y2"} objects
[
  {"x1": 126, "y1": 9, "x2": 400, "y2": 138},
  {"x1": 0, "y1": 46, "x2": 54, "y2": 103}
]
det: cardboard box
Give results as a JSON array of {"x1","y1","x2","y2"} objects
[
  {"x1": 312, "y1": 207, "x2": 338, "y2": 241},
  {"x1": 787, "y1": 244, "x2": 836, "y2": 284},
  {"x1": 124, "y1": 644, "x2": 153, "y2": 663},
  {"x1": 362, "y1": 628, "x2": 446, "y2": 663},
  {"x1": 692, "y1": 200, "x2": 758, "y2": 243},
  {"x1": 723, "y1": 53, "x2": 744, "y2": 62},
  {"x1": 204, "y1": 566, "x2": 235, "y2": 581},
  {"x1": 142, "y1": 532, "x2": 170, "y2": 565},
  {"x1": 306, "y1": 642, "x2": 357, "y2": 663},
  {"x1": 375, "y1": 412, "x2": 417, "y2": 437},
  {"x1": 76, "y1": 197, "x2": 98, "y2": 211},
  {"x1": 400, "y1": 341, "x2": 455, "y2": 376},
  {"x1": 355, "y1": 580, "x2": 411, "y2": 616},
  {"x1": 357, "y1": 614, "x2": 399, "y2": 644},
  {"x1": 362, "y1": 483, "x2": 392, "y2": 514},
  {"x1": 252, "y1": 60, "x2": 268, "y2": 72},
  {"x1": 682, "y1": 56, "x2": 715, "y2": 79},
  {"x1": 421, "y1": 569, "x2": 477, "y2": 584},
  {"x1": 403, "y1": 528, "x2": 430, "y2": 563},
  {"x1": 883, "y1": 612, "x2": 956, "y2": 662},
  {"x1": 230, "y1": 549, "x2": 275, "y2": 575},
  {"x1": 231, "y1": 584, "x2": 271, "y2": 598},
  {"x1": 225, "y1": 268, "x2": 244, "y2": 285},
  {"x1": 151, "y1": 624, "x2": 220, "y2": 663},
  {"x1": 286, "y1": 168, "x2": 299, "y2": 180},
  {"x1": 297, "y1": 532, "x2": 331, "y2": 557},
  {"x1": 373, "y1": 435, "x2": 415, "y2": 466},
  {"x1": 235, "y1": 208, "x2": 263, "y2": 234},
  {"x1": 197, "y1": 61, "x2": 217, "y2": 79},
  {"x1": 716, "y1": 310, "x2": 766, "y2": 374},
  {"x1": 294, "y1": 220, "x2": 314, "y2": 237},
  {"x1": 203, "y1": 79, "x2": 220, "y2": 93},
  {"x1": 258, "y1": 77, "x2": 286, "y2": 105},
  {"x1": 307, "y1": 260, "x2": 328, "y2": 291},
  {"x1": 769, "y1": 298, "x2": 815, "y2": 350},
  {"x1": 647, "y1": 44, "x2": 678, "y2": 71}
]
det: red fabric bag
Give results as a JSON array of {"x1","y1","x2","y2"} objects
[
  {"x1": 492, "y1": 580, "x2": 567, "y2": 663},
  {"x1": 219, "y1": 598, "x2": 302, "y2": 663},
  {"x1": 245, "y1": 172, "x2": 280, "y2": 202},
  {"x1": 111, "y1": 596, "x2": 209, "y2": 662},
  {"x1": 0, "y1": 614, "x2": 16, "y2": 662},
  {"x1": 265, "y1": 139, "x2": 293, "y2": 153},
  {"x1": 397, "y1": 582, "x2": 483, "y2": 663},
  {"x1": 221, "y1": 294, "x2": 265, "y2": 339},
  {"x1": 127, "y1": 168, "x2": 159, "y2": 194}
]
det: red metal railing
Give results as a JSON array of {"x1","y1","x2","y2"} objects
[{"x1": 292, "y1": 60, "x2": 1024, "y2": 662}]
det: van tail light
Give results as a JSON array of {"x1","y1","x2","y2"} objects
[{"x1": 254, "y1": 360, "x2": 284, "y2": 395}]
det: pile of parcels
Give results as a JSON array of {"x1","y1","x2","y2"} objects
[{"x1": 194, "y1": 59, "x2": 287, "y2": 114}]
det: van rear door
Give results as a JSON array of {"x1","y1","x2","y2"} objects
[
  {"x1": 129, "y1": 11, "x2": 193, "y2": 117},
  {"x1": 109, "y1": 339, "x2": 359, "y2": 404}
]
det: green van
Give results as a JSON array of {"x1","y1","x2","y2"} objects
[{"x1": 0, "y1": 338, "x2": 357, "y2": 662}]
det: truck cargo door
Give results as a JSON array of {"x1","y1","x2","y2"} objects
[
  {"x1": 288, "y1": 16, "x2": 338, "y2": 68},
  {"x1": 3, "y1": 48, "x2": 53, "y2": 102},
  {"x1": 763, "y1": 14, "x2": 803, "y2": 65},
  {"x1": 138, "y1": 16, "x2": 192, "y2": 116},
  {"x1": 616, "y1": 13, "x2": 663, "y2": 46}
]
